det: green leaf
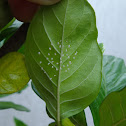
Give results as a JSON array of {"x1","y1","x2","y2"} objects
[
  {"x1": 0, "y1": 94, "x2": 9, "y2": 98},
  {"x1": 90, "y1": 55, "x2": 126, "y2": 126},
  {"x1": 14, "y1": 117, "x2": 28, "y2": 126},
  {"x1": 31, "y1": 82, "x2": 42, "y2": 99},
  {"x1": 0, "y1": 101, "x2": 30, "y2": 112},
  {"x1": 25, "y1": 0, "x2": 102, "y2": 123},
  {"x1": 99, "y1": 87, "x2": 126, "y2": 126},
  {"x1": 69, "y1": 111, "x2": 87, "y2": 126},
  {"x1": 33, "y1": 82, "x2": 87, "y2": 126},
  {"x1": 0, "y1": 18, "x2": 15, "y2": 32},
  {"x1": 0, "y1": 19, "x2": 22, "y2": 48},
  {"x1": 18, "y1": 44, "x2": 25, "y2": 54},
  {"x1": 49, "y1": 118, "x2": 76, "y2": 126},
  {"x1": 49, "y1": 122, "x2": 56, "y2": 126},
  {"x1": 0, "y1": 0, "x2": 13, "y2": 30},
  {"x1": 98, "y1": 43, "x2": 105, "y2": 53},
  {"x1": 0, "y1": 52, "x2": 30, "y2": 94},
  {"x1": 61, "y1": 118, "x2": 75, "y2": 126}
]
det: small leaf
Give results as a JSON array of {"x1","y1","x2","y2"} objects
[
  {"x1": 18, "y1": 44, "x2": 25, "y2": 54},
  {"x1": 61, "y1": 118, "x2": 75, "y2": 126},
  {"x1": 69, "y1": 111, "x2": 87, "y2": 126},
  {"x1": 0, "y1": 0, "x2": 13, "y2": 30},
  {"x1": 0, "y1": 94, "x2": 9, "y2": 98},
  {"x1": 99, "y1": 87, "x2": 126, "y2": 126},
  {"x1": 14, "y1": 117, "x2": 28, "y2": 126},
  {"x1": 0, "y1": 19, "x2": 22, "y2": 48},
  {"x1": 98, "y1": 43, "x2": 105, "y2": 53},
  {"x1": 49, "y1": 118, "x2": 76, "y2": 126},
  {"x1": 49, "y1": 122, "x2": 56, "y2": 126},
  {"x1": 90, "y1": 55, "x2": 126, "y2": 126},
  {"x1": 0, "y1": 101, "x2": 30, "y2": 112},
  {"x1": 0, "y1": 52, "x2": 30, "y2": 94},
  {"x1": 25, "y1": 0, "x2": 102, "y2": 123}
]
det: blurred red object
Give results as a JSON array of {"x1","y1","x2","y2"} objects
[{"x1": 8, "y1": 0, "x2": 39, "y2": 22}]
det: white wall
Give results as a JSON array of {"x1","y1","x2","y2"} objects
[
  {"x1": 0, "y1": 0, "x2": 126, "y2": 126},
  {"x1": 88, "y1": 0, "x2": 126, "y2": 62}
]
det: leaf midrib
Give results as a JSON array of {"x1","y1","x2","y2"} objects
[{"x1": 57, "y1": 0, "x2": 69, "y2": 124}]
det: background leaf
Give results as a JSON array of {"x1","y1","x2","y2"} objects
[
  {"x1": 0, "y1": 94, "x2": 9, "y2": 98},
  {"x1": 14, "y1": 117, "x2": 28, "y2": 126},
  {"x1": 0, "y1": 19, "x2": 23, "y2": 48},
  {"x1": 61, "y1": 118, "x2": 75, "y2": 126},
  {"x1": 90, "y1": 55, "x2": 126, "y2": 126},
  {"x1": 0, "y1": 0, "x2": 13, "y2": 30},
  {"x1": 69, "y1": 111, "x2": 87, "y2": 126},
  {"x1": 99, "y1": 87, "x2": 126, "y2": 126},
  {"x1": 98, "y1": 43, "x2": 105, "y2": 53},
  {"x1": 0, "y1": 52, "x2": 30, "y2": 94},
  {"x1": 0, "y1": 101, "x2": 30, "y2": 112},
  {"x1": 49, "y1": 122, "x2": 56, "y2": 126},
  {"x1": 25, "y1": 0, "x2": 102, "y2": 122}
]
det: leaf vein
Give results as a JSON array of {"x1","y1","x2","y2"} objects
[
  {"x1": 42, "y1": 10, "x2": 61, "y2": 54},
  {"x1": 30, "y1": 64, "x2": 57, "y2": 100},
  {"x1": 61, "y1": 42, "x2": 93, "y2": 82},
  {"x1": 63, "y1": 23, "x2": 92, "y2": 64},
  {"x1": 28, "y1": 47, "x2": 57, "y2": 87},
  {"x1": 60, "y1": 59, "x2": 98, "y2": 102},
  {"x1": 52, "y1": 8, "x2": 63, "y2": 26},
  {"x1": 31, "y1": 29, "x2": 58, "y2": 70}
]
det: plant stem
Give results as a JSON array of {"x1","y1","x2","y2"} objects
[
  {"x1": 57, "y1": 59, "x2": 61, "y2": 125},
  {"x1": 57, "y1": 120, "x2": 61, "y2": 126}
]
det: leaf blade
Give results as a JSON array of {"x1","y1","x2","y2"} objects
[
  {"x1": 0, "y1": 52, "x2": 30, "y2": 94},
  {"x1": 99, "y1": 87, "x2": 126, "y2": 126},
  {"x1": 0, "y1": 101, "x2": 30, "y2": 112},
  {"x1": 14, "y1": 117, "x2": 28, "y2": 126},
  {"x1": 90, "y1": 55, "x2": 126, "y2": 126},
  {"x1": 25, "y1": 0, "x2": 102, "y2": 122}
]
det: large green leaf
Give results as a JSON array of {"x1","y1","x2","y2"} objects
[
  {"x1": 25, "y1": 0, "x2": 102, "y2": 124},
  {"x1": 0, "y1": 101, "x2": 30, "y2": 112},
  {"x1": 14, "y1": 117, "x2": 28, "y2": 126},
  {"x1": 99, "y1": 87, "x2": 126, "y2": 126},
  {"x1": 0, "y1": 52, "x2": 30, "y2": 94},
  {"x1": 90, "y1": 55, "x2": 126, "y2": 126}
]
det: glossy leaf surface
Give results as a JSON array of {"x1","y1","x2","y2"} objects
[
  {"x1": 25, "y1": 0, "x2": 102, "y2": 122},
  {"x1": 14, "y1": 117, "x2": 28, "y2": 126},
  {"x1": 90, "y1": 55, "x2": 126, "y2": 126},
  {"x1": 99, "y1": 87, "x2": 126, "y2": 126},
  {"x1": 0, "y1": 52, "x2": 30, "y2": 94},
  {"x1": 0, "y1": 101, "x2": 30, "y2": 112}
]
